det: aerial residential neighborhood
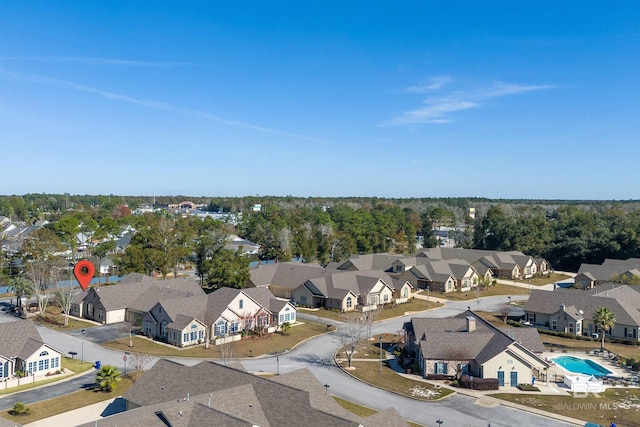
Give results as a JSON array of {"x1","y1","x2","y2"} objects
[{"x1": 2, "y1": 2, "x2": 639, "y2": 426}]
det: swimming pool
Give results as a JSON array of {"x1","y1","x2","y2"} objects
[{"x1": 553, "y1": 355, "x2": 612, "y2": 377}]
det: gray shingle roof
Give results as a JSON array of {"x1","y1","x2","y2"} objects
[
  {"x1": 525, "y1": 286, "x2": 640, "y2": 326},
  {"x1": 0, "y1": 320, "x2": 44, "y2": 360},
  {"x1": 409, "y1": 311, "x2": 546, "y2": 365},
  {"x1": 121, "y1": 359, "x2": 362, "y2": 427},
  {"x1": 249, "y1": 262, "x2": 338, "y2": 289}
]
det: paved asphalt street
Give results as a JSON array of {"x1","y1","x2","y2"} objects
[{"x1": 0, "y1": 294, "x2": 576, "y2": 427}]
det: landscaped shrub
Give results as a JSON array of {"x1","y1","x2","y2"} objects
[
  {"x1": 460, "y1": 375, "x2": 499, "y2": 391},
  {"x1": 517, "y1": 384, "x2": 540, "y2": 391},
  {"x1": 9, "y1": 402, "x2": 31, "y2": 416}
]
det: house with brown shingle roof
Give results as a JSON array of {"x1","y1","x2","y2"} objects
[
  {"x1": 404, "y1": 311, "x2": 548, "y2": 387},
  {"x1": 140, "y1": 286, "x2": 296, "y2": 347},
  {"x1": 294, "y1": 270, "x2": 397, "y2": 311},
  {"x1": 0, "y1": 320, "x2": 63, "y2": 380},
  {"x1": 575, "y1": 258, "x2": 640, "y2": 289},
  {"x1": 73, "y1": 274, "x2": 205, "y2": 324},
  {"x1": 84, "y1": 359, "x2": 409, "y2": 427},
  {"x1": 524, "y1": 285, "x2": 640, "y2": 340},
  {"x1": 248, "y1": 262, "x2": 339, "y2": 299}
]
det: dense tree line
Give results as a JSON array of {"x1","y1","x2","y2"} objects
[
  {"x1": 2, "y1": 195, "x2": 640, "y2": 289},
  {"x1": 473, "y1": 205, "x2": 640, "y2": 271}
]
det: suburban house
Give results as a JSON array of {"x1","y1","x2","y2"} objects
[
  {"x1": 140, "y1": 286, "x2": 296, "y2": 346},
  {"x1": 574, "y1": 258, "x2": 640, "y2": 289},
  {"x1": 73, "y1": 275, "x2": 205, "y2": 324},
  {"x1": 248, "y1": 262, "x2": 339, "y2": 299},
  {"x1": 404, "y1": 311, "x2": 548, "y2": 387},
  {"x1": 415, "y1": 248, "x2": 544, "y2": 280},
  {"x1": 524, "y1": 285, "x2": 640, "y2": 341},
  {"x1": 83, "y1": 358, "x2": 410, "y2": 427},
  {"x1": 0, "y1": 320, "x2": 63, "y2": 380},
  {"x1": 336, "y1": 253, "x2": 405, "y2": 272},
  {"x1": 398, "y1": 259, "x2": 480, "y2": 293},
  {"x1": 293, "y1": 270, "x2": 400, "y2": 312}
]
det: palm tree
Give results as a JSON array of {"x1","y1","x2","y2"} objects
[
  {"x1": 8, "y1": 276, "x2": 32, "y2": 309},
  {"x1": 95, "y1": 365, "x2": 121, "y2": 392},
  {"x1": 593, "y1": 307, "x2": 616, "y2": 350}
]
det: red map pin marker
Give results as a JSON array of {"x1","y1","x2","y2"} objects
[{"x1": 74, "y1": 260, "x2": 95, "y2": 291}]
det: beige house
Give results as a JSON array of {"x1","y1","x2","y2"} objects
[
  {"x1": 525, "y1": 285, "x2": 640, "y2": 341},
  {"x1": 399, "y1": 259, "x2": 479, "y2": 293},
  {"x1": 295, "y1": 270, "x2": 397, "y2": 312},
  {"x1": 404, "y1": 311, "x2": 548, "y2": 387}
]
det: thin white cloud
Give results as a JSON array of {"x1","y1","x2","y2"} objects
[
  {"x1": 385, "y1": 78, "x2": 556, "y2": 125},
  {"x1": 407, "y1": 76, "x2": 452, "y2": 93},
  {"x1": 0, "y1": 68, "x2": 328, "y2": 144},
  {"x1": 0, "y1": 56, "x2": 191, "y2": 67}
]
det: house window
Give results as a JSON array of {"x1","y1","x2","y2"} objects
[
  {"x1": 239, "y1": 299, "x2": 244, "y2": 309},
  {"x1": 215, "y1": 321, "x2": 226, "y2": 337},
  {"x1": 403, "y1": 288, "x2": 408, "y2": 298},
  {"x1": 28, "y1": 362, "x2": 35, "y2": 373},
  {"x1": 245, "y1": 318, "x2": 253, "y2": 330},
  {"x1": 551, "y1": 319, "x2": 557, "y2": 331},
  {"x1": 161, "y1": 321, "x2": 168, "y2": 337},
  {"x1": 44, "y1": 359, "x2": 49, "y2": 370},
  {"x1": 230, "y1": 321, "x2": 239, "y2": 334},
  {"x1": 190, "y1": 331, "x2": 197, "y2": 341},
  {"x1": 98, "y1": 310, "x2": 104, "y2": 320},
  {"x1": 39, "y1": 351, "x2": 49, "y2": 357},
  {"x1": 346, "y1": 297, "x2": 352, "y2": 309},
  {"x1": 51, "y1": 358, "x2": 59, "y2": 368},
  {"x1": 434, "y1": 362, "x2": 448, "y2": 375},
  {"x1": 87, "y1": 303, "x2": 94, "y2": 316},
  {"x1": 383, "y1": 294, "x2": 389, "y2": 302},
  {"x1": 39, "y1": 360, "x2": 44, "y2": 371},
  {"x1": 144, "y1": 322, "x2": 153, "y2": 336},
  {"x1": 568, "y1": 323, "x2": 574, "y2": 333},
  {"x1": 290, "y1": 312, "x2": 295, "y2": 322},
  {"x1": 258, "y1": 314, "x2": 269, "y2": 327},
  {"x1": 0, "y1": 365, "x2": 3, "y2": 378},
  {"x1": 280, "y1": 314, "x2": 285, "y2": 323},
  {"x1": 199, "y1": 330, "x2": 204, "y2": 340},
  {"x1": 300, "y1": 296, "x2": 307, "y2": 305},
  {"x1": 183, "y1": 333, "x2": 189, "y2": 342}
]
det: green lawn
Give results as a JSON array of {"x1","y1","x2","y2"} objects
[
  {"x1": 493, "y1": 388, "x2": 640, "y2": 426},
  {"x1": 435, "y1": 283, "x2": 531, "y2": 301},
  {"x1": 32, "y1": 305, "x2": 97, "y2": 331},
  {"x1": 0, "y1": 377, "x2": 135, "y2": 424},
  {"x1": 333, "y1": 396, "x2": 426, "y2": 427},
  {"x1": 299, "y1": 298, "x2": 442, "y2": 322},
  {"x1": 344, "y1": 360, "x2": 454, "y2": 401},
  {"x1": 0, "y1": 357, "x2": 93, "y2": 396},
  {"x1": 103, "y1": 321, "x2": 333, "y2": 358}
]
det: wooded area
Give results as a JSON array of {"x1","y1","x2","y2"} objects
[{"x1": 1, "y1": 195, "x2": 639, "y2": 286}]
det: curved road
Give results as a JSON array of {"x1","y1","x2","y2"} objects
[{"x1": 0, "y1": 295, "x2": 575, "y2": 427}]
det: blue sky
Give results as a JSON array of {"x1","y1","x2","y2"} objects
[{"x1": 1, "y1": 1, "x2": 639, "y2": 199}]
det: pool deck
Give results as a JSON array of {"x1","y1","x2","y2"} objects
[{"x1": 543, "y1": 351, "x2": 637, "y2": 386}]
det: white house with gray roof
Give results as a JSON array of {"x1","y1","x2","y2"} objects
[{"x1": 0, "y1": 320, "x2": 63, "y2": 380}]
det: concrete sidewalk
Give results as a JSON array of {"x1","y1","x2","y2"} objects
[{"x1": 24, "y1": 397, "x2": 125, "y2": 427}]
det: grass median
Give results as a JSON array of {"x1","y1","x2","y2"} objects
[
  {"x1": 299, "y1": 298, "x2": 442, "y2": 322},
  {"x1": 0, "y1": 376, "x2": 134, "y2": 424},
  {"x1": 103, "y1": 321, "x2": 333, "y2": 358}
]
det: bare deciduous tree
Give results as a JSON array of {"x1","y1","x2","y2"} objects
[
  {"x1": 55, "y1": 283, "x2": 79, "y2": 327},
  {"x1": 500, "y1": 302, "x2": 511, "y2": 323},
  {"x1": 338, "y1": 312, "x2": 366, "y2": 368},
  {"x1": 362, "y1": 307, "x2": 381, "y2": 340},
  {"x1": 128, "y1": 352, "x2": 153, "y2": 380}
]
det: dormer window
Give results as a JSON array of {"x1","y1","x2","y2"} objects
[{"x1": 239, "y1": 299, "x2": 244, "y2": 309}]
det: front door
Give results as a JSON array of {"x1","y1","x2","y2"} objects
[
  {"x1": 497, "y1": 371, "x2": 505, "y2": 386},
  {"x1": 510, "y1": 371, "x2": 518, "y2": 387}
]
